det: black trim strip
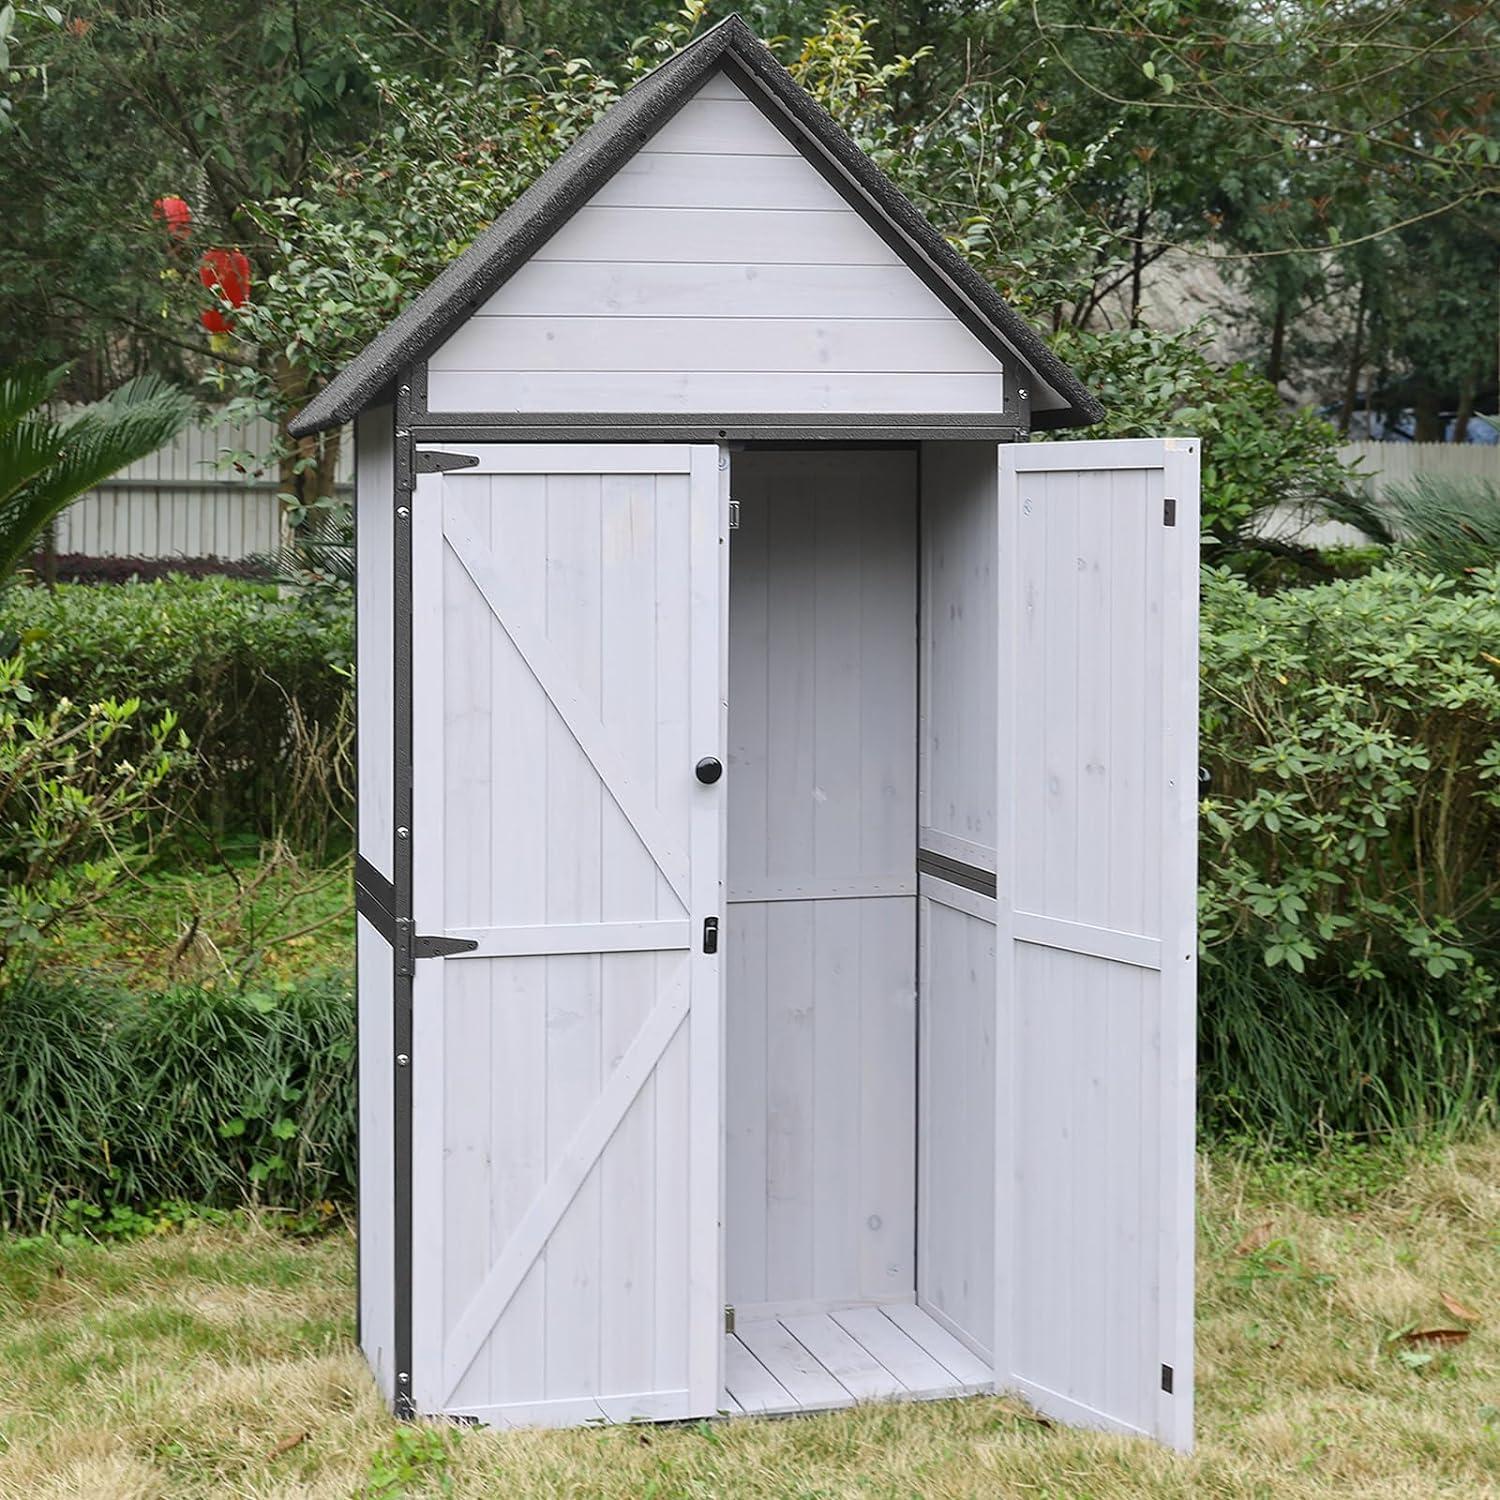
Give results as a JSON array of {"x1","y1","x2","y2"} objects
[
  {"x1": 917, "y1": 849, "x2": 997, "y2": 900},
  {"x1": 392, "y1": 381, "x2": 416, "y2": 1420},
  {"x1": 356, "y1": 854, "x2": 396, "y2": 913},
  {"x1": 355, "y1": 878, "x2": 397, "y2": 946}
]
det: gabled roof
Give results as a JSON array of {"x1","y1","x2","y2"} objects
[{"x1": 288, "y1": 14, "x2": 1100, "y2": 437}]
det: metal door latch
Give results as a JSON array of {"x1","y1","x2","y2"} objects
[{"x1": 703, "y1": 916, "x2": 719, "y2": 954}]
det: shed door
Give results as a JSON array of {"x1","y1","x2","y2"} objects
[
  {"x1": 995, "y1": 438, "x2": 1198, "y2": 1450},
  {"x1": 409, "y1": 443, "x2": 726, "y2": 1427}
]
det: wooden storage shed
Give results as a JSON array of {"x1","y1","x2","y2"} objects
[{"x1": 290, "y1": 13, "x2": 1200, "y2": 1451}]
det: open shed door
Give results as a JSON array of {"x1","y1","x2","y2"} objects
[
  {"x1": 995, "y1": 438, "x2": 1198, "y2": 1450},
  {"x1": 409, "y1": 443, "x2": 726, "y2": 1427}
]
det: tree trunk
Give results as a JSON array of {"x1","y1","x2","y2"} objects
[
  {"x1": 1338, "y1": 276, "x2": 1368, "y2": 437},
  {"x1": 1128, "y1": 205, "x2": 1148, "y2": 329},
  {"x1": 317, "y1": 425, "x2": 343, "y2": 502},
  {"x1": 1266, "y1": 298, "x2": 1288, "y2": 386},
  {"x1": 1452, "y1": 368, "x2": 1476, "y2": 444},
  {"x1": 1413, "y1": 388, "x2": 1444, "y2": 443}
]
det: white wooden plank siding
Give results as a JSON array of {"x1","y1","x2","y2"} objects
[
  {"x1": 919, "y1": 442, "x2": 1000, "y2": 871},
  {"x1": 916, "y1": 887, "x2": 996, "y2": 1362},
  {"x1": 995, "y1": 439, "x2": 1198, "y2": 1450},
  {"x1": 914, "y1": 442, "x2": 1000, "y2": 1362},
  {"x1": 725, "y1": 451, "x2": 917, "y2": 1311},
  {"x1": 355, "y1": 913, "x2": 395, "y2": 1404},
  {"x1": 408, "y1": 444, "x2": 725, "y2": 1427},
  {"x1": 355, "y1": 405, "x2": 394, "y2": 884},
  {"x1": 427, "y1": 77, "x2": 1006, "y2": 416}
]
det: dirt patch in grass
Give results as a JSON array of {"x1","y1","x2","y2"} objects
[{"x1": 0, "y1": 1139, "x2": 1496, "y2": 1497}]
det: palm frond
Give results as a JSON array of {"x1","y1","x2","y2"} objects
[
  {"x1": 1338, "y1": 473, "x2": 1500, "y2": 576},
  {"x1": 255, "y1": 505, "x2": 354, "y2": 592},
  {"x1": 0, "y1": 365, "x2": 67, "y2": 433},
  {"x1": 0, "y1": 416, "x2": 65, "y2": 509},
  {"x1": 0, "y1": 368, "x2": 196, "y2": 583}
]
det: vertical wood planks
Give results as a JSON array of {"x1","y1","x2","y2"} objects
[
  {"x1": 407, "y1": 445, "x2": 723, "y2": 1425},
  {"x1": 724, "y1": 450, "x2": 917, "y2": 1311},
  {"x1": 995, "y1": 440, "x2": 1199, "y2": 1449}
]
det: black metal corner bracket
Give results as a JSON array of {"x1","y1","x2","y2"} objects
[
  {"x1": 415, "y1": 449, "x2": 479, "y2": 474},
  {"x1": 393, "y1": 917, "x2": 479, "y2": 977}
]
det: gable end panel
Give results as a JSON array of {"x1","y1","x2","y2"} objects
[{"x1": 427, "y1": 77, "x2": 1006, "y2": 419}]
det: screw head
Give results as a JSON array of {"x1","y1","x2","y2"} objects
[
  {"x1": 397, "y1": 1053, "x2": 410, "y2": 1067},
  {"x1": 397, "y1": 827, "x2": 410, "y2": 840},
  {"x1": 397, "y1": 506, "x2": 410, "y2": 520}
]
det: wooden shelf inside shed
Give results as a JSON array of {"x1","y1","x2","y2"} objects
[{"x1": 722, "y1": 1301, "x2": 992, "y2": 1417}]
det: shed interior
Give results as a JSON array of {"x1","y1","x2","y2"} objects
[{"x1": 720, "y1": 445, "x2": 998, "y2": 1413}]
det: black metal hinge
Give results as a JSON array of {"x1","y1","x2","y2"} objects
[
  {"x1": 415, "y1": 449, "x2": 480, "y2": 474},
  {"x1": 1163, "y1": 496, "x2": 1177, "y2": 527},
  {"x1": 394, "y1": 917, "x2": 478, "y2": 977}
]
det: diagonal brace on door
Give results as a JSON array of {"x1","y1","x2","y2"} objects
[
  {"x1": 438, "y1": 984, "x2": 691, "y2": 1402},
  {"x1": 443, "y1": 517, "x2": 692, "y2": 910}
]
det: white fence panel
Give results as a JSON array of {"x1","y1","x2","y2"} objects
[
  {"x1": 1260, "y1": 441, "x2": 1499, "y2": 549},
  {"x1": 53, "y1": 412, "x2": 352, "y2": 563},
  {"x1": 1339, "y1": 441, "x2": 1500, "y2": 498}
]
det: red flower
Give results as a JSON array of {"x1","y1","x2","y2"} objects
[
  {"x1": 200, "y1": 307, "x2": 235, "y2": 335},
  {"x1": 152, "y1": 195, "x2": 192, "y2": 240},
  {"x1": 199, "y1": 248, "x2": 251, "y2": 308}
]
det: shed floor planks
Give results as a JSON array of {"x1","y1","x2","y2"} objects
[{"x1": 722, "y1": 1302, "x2": 992, "y2": 1416}]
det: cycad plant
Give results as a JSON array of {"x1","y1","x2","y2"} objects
[
  {"x1": 1329, "y1": 472, "x2": 1500, "y2": 578},
  {"x1": 0, "y1": 365, "x2": 195, "y2": 583}
]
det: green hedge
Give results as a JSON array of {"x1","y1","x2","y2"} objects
[
  {"x1": 1201, "y1": 564, "x2": 1500, "y2": 997},
  {"x1": 0, "y1": 578, "x2": 352, "y2": 846},
  {"x1": 1197, "y1": 562, "x2": 1500, "y2": 1144},
  {"x1": 0, "y1": 973, "x2": 354, "y2": 1229}
]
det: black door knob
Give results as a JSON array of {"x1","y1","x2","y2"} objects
[{"x1": 695, "y1": 756, "x2": 723, "y2": 785}]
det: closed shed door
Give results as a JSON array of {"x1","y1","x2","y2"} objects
[
  {"x1": 409, "y1": 443, "x2": 726, "y2": 1427},
  {"x1": 996, "y1": 438, "x2": 1199, "y2": 1449}
]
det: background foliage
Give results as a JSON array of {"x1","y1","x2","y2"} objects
[{"x1": 0, "y1": 578, "x2": 352, "y2": 851}]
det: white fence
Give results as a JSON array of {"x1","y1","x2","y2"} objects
[
  {"x1": 54, "y1": 412, "x2": 353, "y2": 563},
  {"x1": 1338, "y1": 440, "x2": 1500, "y2": 497}
]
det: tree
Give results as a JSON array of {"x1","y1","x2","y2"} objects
[{"x1": 0, "y1": 364, "x2": 194, "y2": 583}]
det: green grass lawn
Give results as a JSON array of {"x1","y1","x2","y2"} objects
[{"x1": 0, "y1": 1139, "x2": 1496, "y2": 1498}]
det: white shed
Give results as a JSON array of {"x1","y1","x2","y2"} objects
[{"x1": 290, "y1": 13, "x2": 1200, "y2": 1450}]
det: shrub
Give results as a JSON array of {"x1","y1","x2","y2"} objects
[
  {"x1": 1198, "y1": 562, "x2": 1500, "y2": 1143},
  {"x1": 0, "y1": 652, "x2": 182, "y2": 974},
  {"x1": 1200, "y1": 563, "x2": 1500, "y2": 998},
  {"x1": 0, "y1": 577, "x2": 352, "y2": 849},
  {"x1": 0, "y1": 971, "x2": 354, "y2": 1229},
  {"x1": 1051, "y1": 325, "x2": 1359, "y2": 549}
]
